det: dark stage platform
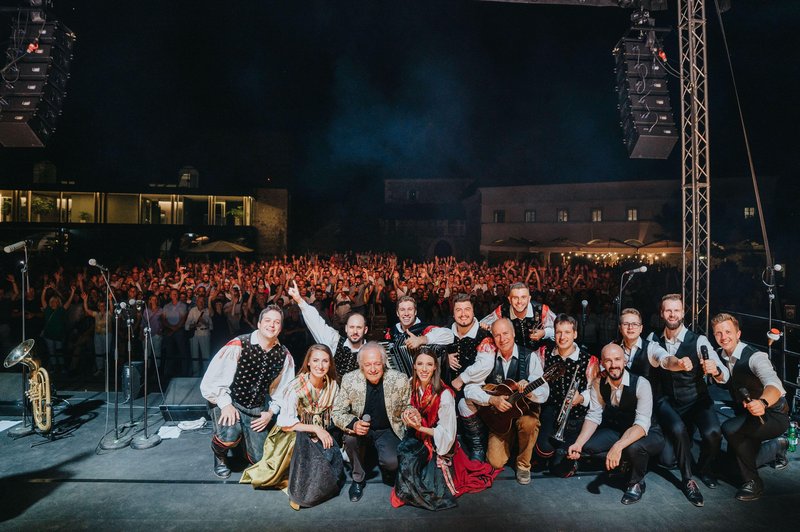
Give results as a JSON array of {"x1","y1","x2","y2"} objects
[{"x1": 1, "y1": 389, "x2": 798, "y2": 531}]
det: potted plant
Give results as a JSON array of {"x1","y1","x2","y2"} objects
[
  {"x1": 31, "y1": 196, "x2": 56, "y2": 222},
  {"x1": 1, "y1": 199, "x2": 11, "y2": 222},
  {"x1": 79, "y1": 211, "x2": 91, "y2": 223},
  {"x1": 226, "y1": 206, "x2": 244, "y2": 225}
]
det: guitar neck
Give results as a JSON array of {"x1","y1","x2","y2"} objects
[{"x1": 509, "y1": 377, "x2": 545, "y2": 404}]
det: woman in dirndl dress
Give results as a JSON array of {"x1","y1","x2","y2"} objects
[
  {"x1": 241, "y1": 344, "x2": 344, "y2": 509},
  {"x1": 391, "y1": 346, "x2": 500, "y2": 511}
]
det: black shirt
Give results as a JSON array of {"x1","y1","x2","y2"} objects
[{"x1": 363, "y1": 379, "x2": 391, "y2": 431}]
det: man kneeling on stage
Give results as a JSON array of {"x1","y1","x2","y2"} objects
[
  {"x1": 332, "y1": 342, "x2": 410, "y2": 502},
  {"x1": 200, "y1": 306, "x2": 295, "y2": 478},
  {"x1": 568, "y1": 343, "x2": 665, "y2": 504},
  {"x1": 463, "y1": 317, "x2": 548, "y2": 485}
]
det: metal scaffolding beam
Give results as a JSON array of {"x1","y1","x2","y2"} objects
[{"x1": 678, "y1": 0, "x2": 711, "y2": 333}]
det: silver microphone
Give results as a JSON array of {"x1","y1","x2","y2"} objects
[
  {"x1": 361, "y1": 414, "x2": 371, "y2": 423},
  {"x1": 88, "y1": 258, "x2": 108, "y2": 270},
  {"x1": 623, "y1": 266, "x2": 648, "y2": 275},
  {"x1": 3, "y1": 240, "x2": 28, "y2": 253}
]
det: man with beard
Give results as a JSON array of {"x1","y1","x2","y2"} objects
[
  {"x1": 332, "y1": 342, "x2": 410, "y2": 502},
  {"x1": 480, "y1": 282, "x2": 556, "y2": 354},
  {"x1": 200, "y1": 305, "x2": 295, "y2": 478},
  {"x1": 288, "y1": 280, "x2": 367, "y2": 377},
  {"x1": 568, "y1": 344, "x2": 665, "y2": 504},
  {"x1": 445, "y1": 294, "x2": 496, "y2": 461},
  {"x1": 386, "y1": 295, "x2": 454, "y2": 377},
  {"x1": 652, "y1": 294, "x2": 728, "y2": 507}
]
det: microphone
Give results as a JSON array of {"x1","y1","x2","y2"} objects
[
  {"x1": 361, "y1": 414, "x2": 371, "y2": 423},
  {"x1": 700, "y1": 345, "x2": 712, "y2": 385},
  {"x1": 88, "y1": 258, "x2": 108, "y2": 270},
  {"x1": 581, "y1": 300, "x2": 588, "y2": 309},
  {"x1": 772, "y1": 264, "x2": 784, "y2": 272},
  {"x1": 3, "y1": 240, "x2": 29, "y2": 253},
  {"x1": 623, "y1": 266, "x2": 648, "y2": 275},
  {"x1": 738, "y1": 387, "x2": 766, "y2": 425},
  {"x1": 129, "y1": 299, "x2": 145, "y2": 308}
]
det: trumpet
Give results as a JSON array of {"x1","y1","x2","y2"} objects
[
  {"x1": 553, "y1": 366, "x2": 579, "y2": 442},
  {"x1": 4, "y1": 339, "x2": 52, "y2": 432}
]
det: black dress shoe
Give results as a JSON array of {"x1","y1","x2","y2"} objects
[
  {"x1": 682, "y1": 479, "x2": 704, "y2": 507},
  {"x1": 699, "y1": 472, "x2": 718, "y2": 489},
  {"x1": 349, "y1": 480, "x2": 366, "y2": 502},
  {"x1": 774, "y1": 436, "x2": 789, "y2": 470},
  {"x1": 213, "y1": 454, "x2": 231, "y2": 479},
  {"x1": 735, "y1": 480, "x2": 763, "y2": 501},
  {"x1": 621, "y1": 481, "x2": 646, "y2": 505}
]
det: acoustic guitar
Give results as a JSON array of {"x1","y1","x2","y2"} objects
[{"x1": 478, "y1": 362, "x2": 566, "y2": 435}]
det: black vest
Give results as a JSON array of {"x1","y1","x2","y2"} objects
[
  {"x1": 334, "y1": 336, "x2": 360, "y2": 377},
  {"x1": 229, "y1": 335, "x2": 287, "y2": 410},
  {"x1": 544, "y1": 346, "x2": 593, "y2": 422},
  {"x1": 623, "y1": 338, "x2": 662, "y2": 399},
  {"x1": 599, "y1": 372, "x2": 640, "y2": 432},
  {"x1": 444, "y1": 325, "x2": 493, "y2": 385},
  {"x1": 657, "y1": 329, "x2": 706, "y2": 406},
  {"x1": 726, "y1": 344, "x2": 789, "y2": 415},
  {"x1": 489, "y1": 346, "x2": 532, "y2": 385},
  {"x1": 500, "y1": 302, "x2": 550, "y2": 351}
]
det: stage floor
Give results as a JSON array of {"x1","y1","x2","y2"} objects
[{"x1": 1, "y1": 390, "x2": 798, "y2": 531}]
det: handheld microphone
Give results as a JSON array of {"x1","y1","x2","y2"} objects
[
  {"x1": 738, "y1": 387, "x2": 766, "y2": 425},
  {"x1": 88, "y1": 258, "x2": 108, "y2": 270},
  {"x1": 3, "y1": 240, "x2": 29, "y2": 253},
  {"x1": 361, "y1": 414, "x2": 371, "y2": 423},
  {"x1": 623, "y1": 266, "x2": 648, "y2": 275},
  {"x1": 700, "y1": 345, "x2": 712, "y2": 385},
  {"x1": 581, "y1": 300, "x2": 588, "y2": 309}
]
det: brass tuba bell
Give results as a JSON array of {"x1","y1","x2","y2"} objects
[{"x1": 4, "y1": 339, "x2": 52, "y2": 432}]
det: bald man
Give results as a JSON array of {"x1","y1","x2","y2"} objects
[
  {"x1": 289, "y1": 281, "x2": 367, "y2": 376},
  {"x1": 568, "y1": 343, "x2": 664, "y2": 504}
]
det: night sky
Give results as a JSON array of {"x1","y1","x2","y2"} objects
[{"x1": 0, "y1": 1, "x2": 797, "y2": 202}]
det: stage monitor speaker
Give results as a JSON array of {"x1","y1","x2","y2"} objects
[
  {"x1": 160, "y1": 377, "x2": 207, "y2": 421},
  {"x1": 0, "y1": 372, "x2": 24, "y2": 416},
  {"x1": 121, "y1": 362, "x2": 144, "y2": 403}
]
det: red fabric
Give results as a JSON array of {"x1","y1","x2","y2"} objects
[
  {"x1": 223, "y1": 338, "x2": 242, "y2": 348},
  {"x1": 390, "y1": 488, "x2": 405, "y2": 508},
  {"x1": 412, "y1": 383, "x2": 450, "y2": 460},
  {"x1": 451, "y1": 444, "x2": 502, "y2": 495}
]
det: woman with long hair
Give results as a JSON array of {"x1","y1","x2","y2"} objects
[
  {"x1": 241, "y1": 344, "x2": 344, "y2": 509},
  {"x1": 391, "y1": 346, "x2": 500, "y2": 511}
]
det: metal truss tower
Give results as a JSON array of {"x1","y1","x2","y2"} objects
[{"x1": 678, "y1": 0, "x2": 710, "y2": 334}]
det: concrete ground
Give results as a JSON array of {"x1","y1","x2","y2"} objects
[{"x1": 1, "y1": 389, "x2": 798, "y2": 531}]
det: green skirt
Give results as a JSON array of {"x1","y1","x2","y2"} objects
[{"x1": 240, "y1": 425, "x2": 296, "y2": 489}]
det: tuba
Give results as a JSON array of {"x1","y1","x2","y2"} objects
[{"x1": 4, "y1": 339, "x2": 52, "y2": 432}]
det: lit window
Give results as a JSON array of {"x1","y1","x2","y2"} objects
[
  {"x1": 744, "y1": 207, "x2": 755, "y2": 219},
  {"x1": 557, "y1": 209, "x2": 569, "y2": 223},
  {"x1": 493, "y1": 210, "x2": 505, "y2": 223},
  {"x1": 627, "y1": 208, "x2": 638, "y2": 221},
  {"x1": 525, "y1": 209, "x2": 536, "y2": 223},
  {"x1": 591, "y1": 208, "x2": 602, "y2": 222}
]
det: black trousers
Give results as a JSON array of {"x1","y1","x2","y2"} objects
[
  {"x1": 583, "y1": 425, "x2": 666, "y2": 485},
  {"x1": 657, "y1": 394, "x2": 721, "y2": 481},
  {"x1": 343, "y1": 427, "x2": 400, "y2": 483},
  {"x1": 722, "y1": 410, "x2": 789, "y2": 485},
  {"x1": 536, "y1": 404, "x2": 583, "y2": 477}
]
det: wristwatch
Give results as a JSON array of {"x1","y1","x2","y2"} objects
[{"x1": 759, "y1": 398, "x2": 769, "y2": 408}]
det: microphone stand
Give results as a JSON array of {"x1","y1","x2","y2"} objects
[
  {"x1": 762, "y1": 266, "x2": 777, "y2": 360},
  {"x1": 131, "y1": 304, "x2": 161, "y2": 449},
  {"x1": 616, "y1": 269, "x2": 643, "y2": 318},
  {"x1": 9, "y1": 245, "x2": 35, "y2": 439},
  {"x1": 97, "y1": 267, "x2": 133, "y2": 450}
]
